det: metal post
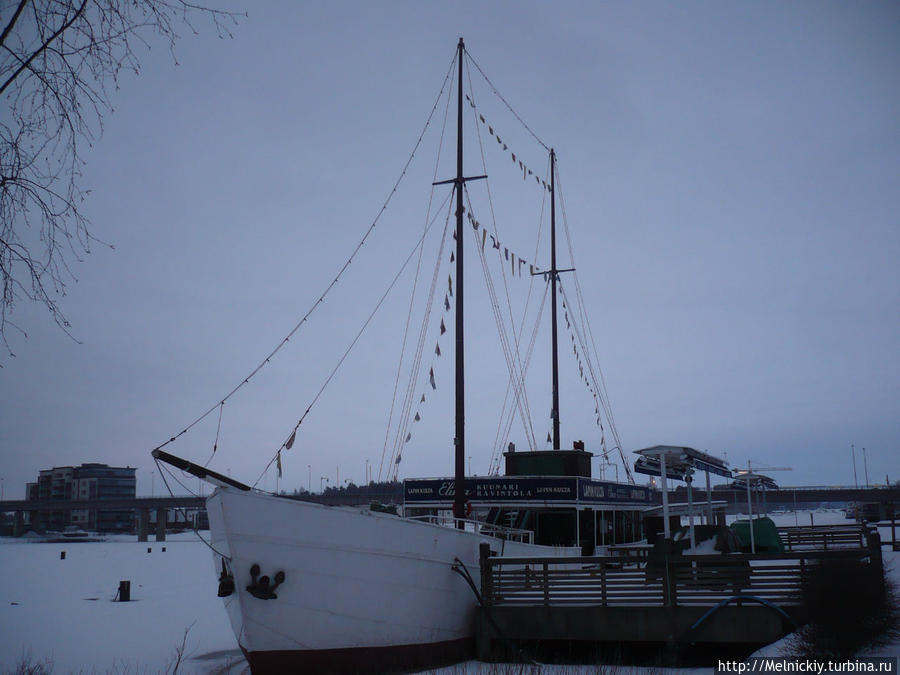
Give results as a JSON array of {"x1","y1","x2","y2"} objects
[
  {"x1": 660, "y1": 453, "x2": 671, "y2": 539},
  {"x1": 575, "y1": 507, "x2": 580, "y2": 547},
  {"x1": 862, "y1": 447, "x2": 869, "y2": 488},
  {"x1": 746, "y1": 461, "x2": 755, "y2": 554},
  {"x1": 705, "y1": 469, "x2": 713, "y2": 524},
  {"x1": 686, "y1": 472, "x2": 696, "y2": 551}
]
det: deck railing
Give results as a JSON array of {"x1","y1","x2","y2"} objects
[
  {"x1": 480, "y1": 526, "x2": 882, "y2": 608},
  {"x1": 404, "y1": 514, "x2": 534, "y2": 544},
  {"x1": 776, "y1": 524, "x2": 867, "y2": 550}
]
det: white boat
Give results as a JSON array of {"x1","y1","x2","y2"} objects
[
  {"x1": 153, "y1": 38, "x2": 634, "y2": 673},
  {"x1": 205, "y1": 486, "x2": 561, "y2": 672}
]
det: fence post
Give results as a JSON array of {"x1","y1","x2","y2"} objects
[
  {"x1": 479, "y1": 543, "x2": 492, "y2": 606},
  {"x1": 543, "y1": 562, "x2": 550, "y2": 606},
  {"x1": 868, "y1": 528, "x2": 883, "y2": 578},
  {"x1": 662, "y1": 555, "x2": 678, "y2": 607},
  {"x1": 601, "y1": 564, "x2": 608, "y2": 607}
]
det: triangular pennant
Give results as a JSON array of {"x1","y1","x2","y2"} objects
[
  {"x1": 429, "y1": 368, "x2": 436, "y2": 389},
  {"x1": 450, "y1": 251, "x2": 455, "y2": 262},
  {"x1": 420, "y1": 393, "x2": 426, "y2": 403},
  {"x1": 414, "y1": 412, "x2": 421, "y2": 422},
  {"x1": 479, "y1": 114, "x2": 485, "y2": 124},
  {"x1": 405, "y1": 432, "x2": 411, "y2": 443},
  {"x1": 444, "y1": 295, "x2": 450, "y2": 311},
  {"x1": 440, "y1": 319, "x2": 446, "y2": 335},
  {"x1": 435, "y1": 343, "x2": 441, "y2": 357},
  {"x1": 546, "y1": 432, "x2": 552, "y2": 443},
  {"x1": 395, "y1": 453, "x2": 402, "y2": 464},
  {"x1": 448, "y1": 275, "x2": 453, "y2": 296},
  {"x1": 285, "y1": 430, "x2": 296, "y2": 450}
]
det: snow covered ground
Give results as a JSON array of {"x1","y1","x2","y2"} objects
[{"x1": 1, "y1": 510, "x2": 897, "y2": 674}]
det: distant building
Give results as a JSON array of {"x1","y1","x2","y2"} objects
[{"x1": 26, "y1": 463, "x2": 137, "y2": 532}]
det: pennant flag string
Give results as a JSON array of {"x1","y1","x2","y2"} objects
[
  {"x1": 464, "y1": 207, "x2": 542, "y2": 279},
  {"x1": 465, "y1": 95, "x2": 549, "y2": 194}
]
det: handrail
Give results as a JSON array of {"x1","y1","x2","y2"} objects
[
  {"x1": 404, "y1": 514, "x2": 534, "y2": 544},
  {"x1": 481, "y1": 547, "x2": 876, "y2": 608}
]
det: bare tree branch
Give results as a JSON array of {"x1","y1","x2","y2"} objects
[{"x1": 0, "y1": 0, "x2": 244, "y2": 360}]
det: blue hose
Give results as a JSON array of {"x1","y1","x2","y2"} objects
[{"x1": 689, "y1": 594, "x2": 798, "y2": 633}]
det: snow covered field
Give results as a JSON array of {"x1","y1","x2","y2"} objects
[{"x1": 1, "y1": 510, "x2": 897, "y2": 674}]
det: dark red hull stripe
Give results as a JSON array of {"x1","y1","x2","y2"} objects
[{"x1": 243, "y1": 637, "x2": 474, "y2": 674}]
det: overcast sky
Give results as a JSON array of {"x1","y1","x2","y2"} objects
[{"x1": 1, "y1": 1, "x2": 898, "y2": 499}]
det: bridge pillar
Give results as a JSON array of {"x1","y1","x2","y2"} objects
[
  {"x1": 13, "y1": 511, "x2": 25, "y2": 537},
  {"x1": 137, "y1": 509, "x2": 149, "y2": 542},
  {"x1": 155, "y1": 508, "x2": 166, "y2": 541}
]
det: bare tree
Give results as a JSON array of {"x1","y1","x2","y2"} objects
[{"x1": 0, "y1": 0, "x2": 242, "y2": 358}]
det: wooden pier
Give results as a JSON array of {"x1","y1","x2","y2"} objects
[{"x1": 474, "y1": 525, "x2": 883, "y2": 660}]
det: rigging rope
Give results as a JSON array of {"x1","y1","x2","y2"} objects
[
  {"x1": 555, "y1": 167, "x2": 632, "y2": 483},
  {"x1": 488, "y1": 152, "x2": 552, "y2": 474},
  {"x1": 379, "y1": 66, "x2": 457, "y2": 483},
  {"x1": 467, "y1": 192, "x2": 538, "y2": 455},
  {"x1": 466, "y1": 49, "x2": 550, "y2": 152},
  {"x1": 148, "y1": 49, "x2": 458, "y2": 460},
  {"x1": 383, "y1": 198, "x2": 454, "y2": 480},
  {"x1": 465, "y1": 74, "x2": 538, "y2": 454},
  {"x1": 153, "y1": 457, "x2": 231, "y2": 560},
  {"x1": 254, "y1": 190, "x2": 455, "y2": 488}
]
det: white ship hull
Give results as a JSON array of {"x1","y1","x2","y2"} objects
[{"x1": 207, "y1": 487, "x2": 565, "y2": 673}]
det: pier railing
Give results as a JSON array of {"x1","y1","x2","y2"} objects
[
  {"x1": 480, "y1": 529, "x2": 881, "y2": 608},
  {"x1": 776, "y1": 524, "x2": 867, "y2": 550}
]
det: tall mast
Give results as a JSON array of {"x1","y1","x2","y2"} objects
[
  {"x1": 550, "y1": 149, "x2": 561, "y2": 450},
  {"x1": 453, "y1": 37, "x2": 466, "y2": 525},
  {"x1": 432, "y1": 39, "x2": 484, "y2": 525}
]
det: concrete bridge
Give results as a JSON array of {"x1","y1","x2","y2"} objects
[
  {"x1": 0, "y1": 496, "x2": 205, "y2": 541},
  {"x1": 668, "y1": 484, "x2": 900, "y2": 514}
]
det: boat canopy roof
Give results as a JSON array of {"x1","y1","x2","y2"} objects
[{"x1": 633, "y1": 445, "x2": 731, "y2": 480}]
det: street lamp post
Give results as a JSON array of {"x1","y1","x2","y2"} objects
[{"x1": 862, "y1": 447, "x2": 870, "y2": 487}]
